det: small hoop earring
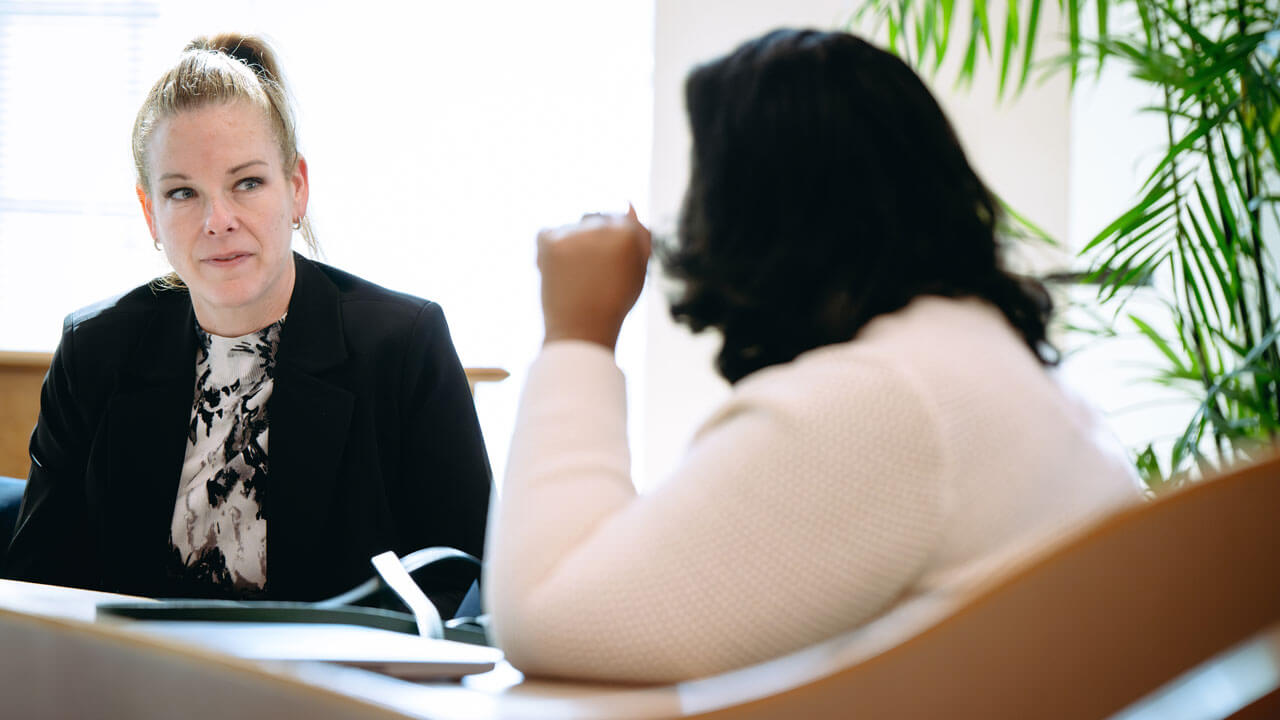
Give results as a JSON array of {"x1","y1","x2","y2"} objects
[
  {"x1": 153, "y1": 239, "x2": 162, "y2": 251},
  {"x1": 291, "y1": 218, "x2": 302, "y2": 231}
]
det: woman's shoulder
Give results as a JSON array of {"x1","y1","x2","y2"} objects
[
  {"x1": 305, "y1": 258, "x2": 433, "y2": 309},
  {"x1": 713, "y1": 323, "x2": 945, "y2": 451},
  {"x1": 294, "y1": 258, "x2": 455, "y2": 361},
  {"x1": 49, "y1": 281, "x2": 190, "y2": 400},
  {"x1": 63, "y1": 280, "x2": 187, "y2": 341},
  {"x1": 731, "y1": 297, "x2": 988, "y2": 401},
  {"x1": 708, "y1": 296, "x2": 1028, "y2": 448},
  {"x1": 821, "y1": 295, "x2": 1043, "y2": 391},
  {"x1": 300, "y1": 257, "x2": 443, "y2": 328}
]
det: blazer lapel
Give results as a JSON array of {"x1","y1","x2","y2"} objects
[
  {"x1": 264, "y1": 255, "x2": 354, "y2": 597},
  {"x1": 98, "y1": 290, "x2": 198, "y2": 595}
]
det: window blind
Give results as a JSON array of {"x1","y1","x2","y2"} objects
[{"x1": 0, "y1": 1, "x2": 163, "y2": 350}]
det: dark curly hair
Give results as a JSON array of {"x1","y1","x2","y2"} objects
[{"x1": 661, "y1": 29, "x2": 1054, "y2": 383}]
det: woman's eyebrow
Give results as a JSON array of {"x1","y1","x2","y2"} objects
[
  {"x1": 156, "y1": 161, "x2": 266, "y2": 183},
  {"x1": 228, "y1": 160, "x2": 268, "y2": 174}
]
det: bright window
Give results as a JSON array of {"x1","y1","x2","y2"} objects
[{"x1": 0, "y1": 0, "x2": 655, "y2": 482}]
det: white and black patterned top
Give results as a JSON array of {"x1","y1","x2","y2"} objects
[{"x1": 167, "y1": 316, "x2": 285, "y2": 597}]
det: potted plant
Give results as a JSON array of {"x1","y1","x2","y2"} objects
[{"x1": 854, "y1": 0, "x2": 1279, "y2": 488}]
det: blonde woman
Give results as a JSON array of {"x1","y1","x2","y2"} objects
[{"x1": 4, "y1": 35, "x2": 490, "y2": 616}]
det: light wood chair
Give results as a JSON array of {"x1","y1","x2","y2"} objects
[
  {"x1": 0, "y1": 350, "x2": 506, "y2": 480},
  {"x1": 462, "y1": 367, "x2": 510, "y2": 398},
  {"x1": 0, "y1": 352, "x2": 46, "y2": 480},
  {"x1": 687, "y1": 450, "x2": 1280, "y2": 719}
]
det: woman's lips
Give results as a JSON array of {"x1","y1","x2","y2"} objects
[{"x1": 204, "y1": 252, "x2": 251, "y2": 267}]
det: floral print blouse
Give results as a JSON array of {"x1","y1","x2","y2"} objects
[{"x1": 167, "y1": 316, "x2": 284, "y2": 597}]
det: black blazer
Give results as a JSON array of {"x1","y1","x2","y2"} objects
[{"x1": 3, "y1": 255, "x2": 491, "y2": 614}]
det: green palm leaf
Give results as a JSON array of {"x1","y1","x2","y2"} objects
[
  {"x1": 1018, "y1": 0, "x2": 1044, "y2": 91},
  {"x1": 853, "y1": 0, "x2": 1280, "y2": 484}
]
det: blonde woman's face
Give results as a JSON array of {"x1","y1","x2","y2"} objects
[{"x1": 138, "y1": 101, "x2": 308, "y2": 336}]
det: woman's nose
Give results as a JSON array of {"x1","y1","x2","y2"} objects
[{"x1": 203, "y1": 197, "x2": 239, "y2": 235}]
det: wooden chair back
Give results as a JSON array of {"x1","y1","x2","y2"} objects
[
  {"x1": 0, "y1": 353, "x2": 46, "y2": 479},
  {"x1": 0, "y1": 351, "x2": 506, "y2": 480},
  {"x1": 692, "y1": 451, "x2": 1280, "y2": 719}
]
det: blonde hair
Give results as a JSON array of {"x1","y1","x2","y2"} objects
[{"x1": 133, "y1": 33, "x2": 317, "y2": 260}]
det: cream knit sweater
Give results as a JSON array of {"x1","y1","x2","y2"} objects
[{"x1": 486, "y1": 296, "x2": 1141, "y2": 683}]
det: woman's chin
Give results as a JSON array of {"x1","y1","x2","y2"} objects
[
  {"x1": 183, "y1": 259, "x2": 293, "y2": 333},
  {"x1": 190, "y1": 286, "x2": 270, "y2": 324}
]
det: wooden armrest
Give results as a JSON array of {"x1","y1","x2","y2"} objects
[
  {"x1": 0, "y1": 351, "x2": 51, "y2": 479},
  {"x1": 0, "y1": 351, "x2": 506, "y2": 478}
]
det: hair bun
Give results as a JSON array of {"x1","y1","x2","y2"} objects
[{"x1": 184, "y1": 33, "x2": 281, "y2": 83}]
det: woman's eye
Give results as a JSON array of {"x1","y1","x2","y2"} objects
[
  {"x1": 236, "y1": 177, "x2": 264, "y2": 191},
  {"x1": 165, "y1": 188, "x2": 194, "y2": 200}
]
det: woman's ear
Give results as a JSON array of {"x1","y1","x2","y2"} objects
[
  {"x1": 291, "y1": 155, "x2": 310, "y2": 221},
  {"x1": 136, "y1": 185, "x2": 158, "y2": 241}
]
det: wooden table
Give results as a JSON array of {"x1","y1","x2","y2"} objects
[
  {"x1": 0, "y1": 579, "x2": 770, "y2": 719},
  {"x1": 0, "y1": 577, "x2": 963, "y2": 719}
]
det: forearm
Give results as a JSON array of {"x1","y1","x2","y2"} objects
[{"x1": 485, "y1": 341, "x2": 635, "y2": 637}]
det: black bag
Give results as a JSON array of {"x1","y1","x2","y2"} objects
[{"x1": 96, "y1": 547, "x2": 493, "y2": 646}]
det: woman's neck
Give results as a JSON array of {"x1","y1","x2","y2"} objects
[{"x1": 191, "y1": 292, "x2": 292, "y2": 339}]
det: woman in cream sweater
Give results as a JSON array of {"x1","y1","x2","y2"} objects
[{"x1": 485, "y1": 28, "x2": 1141, "y2": 683}]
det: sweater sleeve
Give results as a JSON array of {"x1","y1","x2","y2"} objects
[{"x1": 485, "y1": 341, "x2": 950, "y2": 683}]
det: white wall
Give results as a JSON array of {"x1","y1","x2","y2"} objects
[
  {"x1": 157, "y1": 2, "x2": 655, "y2": 486},
  {"x1": 1060, "y1": 32, "x2": 1196, "y2": 462},
  {"x1": 642, "y1": 0, "x2": 1074, "y2": 485},
  {"x1": 0, "y1": 1, "x2": 653, "y2": 487}
]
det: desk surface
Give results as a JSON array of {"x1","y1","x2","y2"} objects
[
  {"x1": 0, "y1": 579, "x2": 701, "y2": 719},
  {"x1": 6, "y1": 577, "x2": 1279, "y2": 719},
  {"x1": 0, "y1": 578, "x2": 954, "y2": 720}
]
